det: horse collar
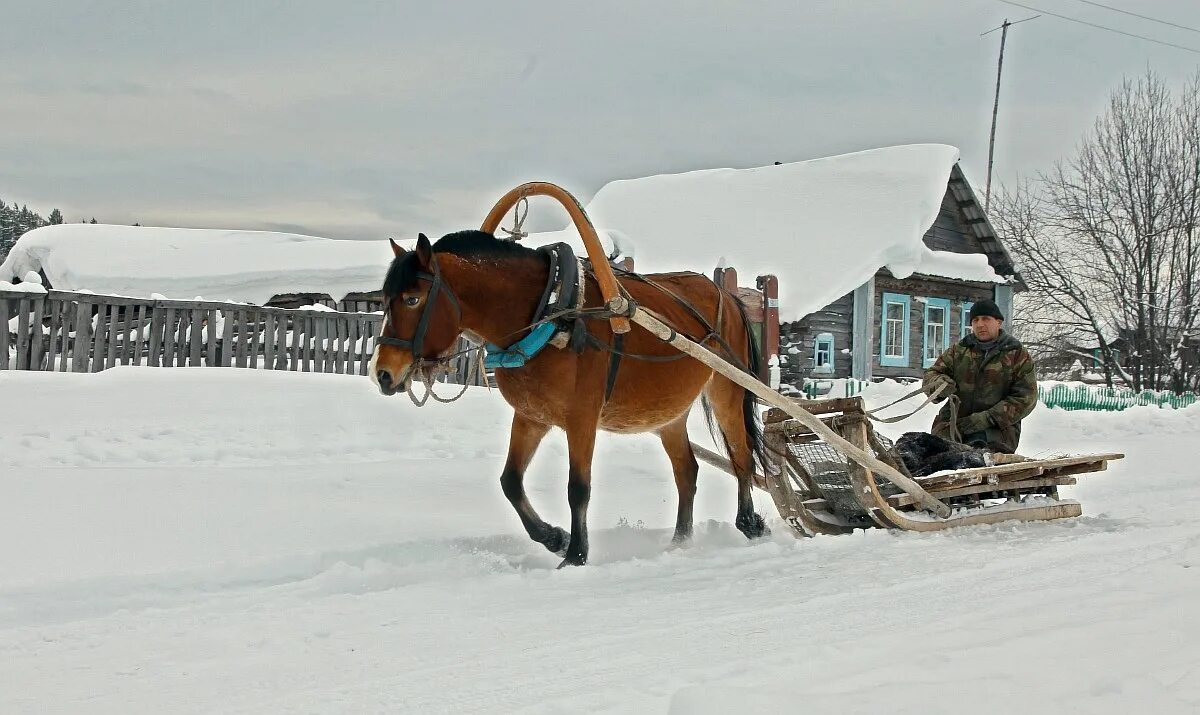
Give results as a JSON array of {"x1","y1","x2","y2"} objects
[{"x1": 483, "y1": 243, "x2": 583, "y2": 370}]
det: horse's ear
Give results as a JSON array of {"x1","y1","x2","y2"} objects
[
  {"x1": 389, "y1": 238, "x2": 407, "y2": 257},
  {"x1": 416, "y1": 232, "x2": 433, "y2": 269}
]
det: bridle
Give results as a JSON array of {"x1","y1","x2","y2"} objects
[{"x1": 376, "y1": 256, "x2": 471, "y2": 405}]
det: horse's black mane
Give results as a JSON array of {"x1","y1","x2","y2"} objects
[{"x1": 382, "y1": 230, "x2": 540, "y2": 296}]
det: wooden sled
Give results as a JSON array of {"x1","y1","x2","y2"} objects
[{"x1": 753, "y1": 396, "x2": 1122, "y2": 537}]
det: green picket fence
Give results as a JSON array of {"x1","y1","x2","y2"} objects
[
  {"x1": 1038, "y1": 383, "x2": 1197, "y2": 411},
  {"x1": 801, "y1": 379, "x2": 871, "y2": 399}
]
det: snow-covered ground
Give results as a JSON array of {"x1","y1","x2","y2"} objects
[{"x1": 2, "y1": 368, "x2": 1197, "y2": 713}]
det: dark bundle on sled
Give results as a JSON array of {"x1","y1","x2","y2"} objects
[{"x1": 893, "y1": 432, "x2": 991, "y2": 478}]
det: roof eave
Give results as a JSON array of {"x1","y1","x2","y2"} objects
[{"x1": 947, "y1": 164, "x2": 1028, "y2": 292}]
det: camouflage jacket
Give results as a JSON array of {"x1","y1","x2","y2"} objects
[{"x1": 922, "y1": 331, "x2": 1037, "y2": 453}]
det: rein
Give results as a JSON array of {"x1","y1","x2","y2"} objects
[{"x1": 863, "y1": 380, "x2": 949, "y2": 423}]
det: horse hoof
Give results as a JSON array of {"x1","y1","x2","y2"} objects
[
  {"x1": 557, "y1": 555, "x2": 587, "y2": 569},
  {"x1": 668, "y1": 533, "x2": 693, "y2": 550},
  {"x1": 543, "y1": 527, "x2": 571, "y2": 556},
  {"x1": 736, "y1": 513, "x2": 769, "y2": 540}
]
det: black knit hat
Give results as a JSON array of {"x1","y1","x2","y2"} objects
[{"x1": 968, "y1": 299, "x2": 1004, "y2": 321}]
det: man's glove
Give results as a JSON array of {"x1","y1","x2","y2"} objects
[
  {"x1": 923, "y1": 373, "x2": 955, "y2": 403},
  {"x1": 956, "y1": 411, "x2": 992, "y2": 436}
]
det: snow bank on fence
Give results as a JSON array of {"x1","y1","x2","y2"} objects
[{"x1": 0, "y1": 224, "x2": 394, "y2": 305}]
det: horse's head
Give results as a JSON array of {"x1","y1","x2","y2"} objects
[{"x1": 371, "y1": 233, "x2": 464, "y2": 395}]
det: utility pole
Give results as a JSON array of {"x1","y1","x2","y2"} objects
[
  {"x1": 982, "y1": 14, "x2": 1039, "y2": 215},
  {"x1": 984, "y1": 20, "x2": 1010, "y2": 215}
]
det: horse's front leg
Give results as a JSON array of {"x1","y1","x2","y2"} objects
[
  {"x1": 501, "y1": 414, "x2": 570, "y2": 555},
  {"x1": 560, "y1": 411, "x2": 600, "y2": 567}
]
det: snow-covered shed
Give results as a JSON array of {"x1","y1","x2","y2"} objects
[
  {"x1": 572, "y1": 144, "x2": 1024, "y2": 385},
  {"x1": 0, "y1": 225, "x2": 393, "y2": 310}
]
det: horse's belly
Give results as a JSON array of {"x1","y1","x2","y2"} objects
[
  {"x1": 599, "y1": 367, "x2": 712, "y2": 432},
  {"x1": 494, "y1": 350, "x2": 713, "y2": 433}
]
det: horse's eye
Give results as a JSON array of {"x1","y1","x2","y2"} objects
[{"x1": 403, "y1": 296, "x2": 421, "y2": 307}]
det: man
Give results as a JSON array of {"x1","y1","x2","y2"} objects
[{"x1": 922, "y1": 299, "x2": 1037, "y2": 454}]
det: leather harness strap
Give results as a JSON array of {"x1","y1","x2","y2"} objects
[
  {"x1": 376, "y1": 258, "x2": 461, "y2": 359},
  {"x1": 605, "y1": 334, "x2": 623, "y2": 403}
]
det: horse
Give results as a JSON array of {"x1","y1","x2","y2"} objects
[{"x1": 371, "y1": 230, "x2": 768, "y2": 566}]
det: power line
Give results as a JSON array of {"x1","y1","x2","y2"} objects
[
  {"x1": 997, "y1": 0, "x2": 1200, "y2": 54},
  {"x1": 981, "y1": 14, "x2": 1041, "y2": 36},
  {"x1": 1070, "y1": 0, "x2": 1200, "y2": 35}
]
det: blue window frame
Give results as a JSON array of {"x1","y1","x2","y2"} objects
[
  {"x1": 961, "y1": 301, "x2": 974, "y2": 338},
  {"x1": 879, "y1": 292, "x2": 910, "y2": 367},
  {"x1": 813, "y1": 332, "x2": 834, "y2": 374},
  {"x1": 923, "y1": 297, "x2": 951, "y2": 368}
]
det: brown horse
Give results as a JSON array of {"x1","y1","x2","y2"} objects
[{"x1": 371, "y1": 230, "x2": 767, "y2": 566}]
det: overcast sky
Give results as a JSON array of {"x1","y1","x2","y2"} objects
[{"x1": 2, "y1": 0, "x2": 1198, "y2": 240}]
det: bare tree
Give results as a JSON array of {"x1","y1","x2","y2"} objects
[
  {"x1": 993, "y1": 182, "x2": 1128, "y2": 386},
  {"x1": 996, "y1": 71, "x2": 1200, "y2": 392}
]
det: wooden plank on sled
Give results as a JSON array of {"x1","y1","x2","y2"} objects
[
  {"x1": 916, "y1": 453, "x2": 1124, "y2": 491},
  {"x1": 764, "y1": 397, "x2": 865, "y2": 423},
  {"x1": 889, "y1": 477, "x2": 1078, "y2": 508},
  {"x1": 791, "y1": 499, "x2": 858, "y2": 536},
  {"x1": 763, "y1": 421, "x2": 826, "y2": 441}
]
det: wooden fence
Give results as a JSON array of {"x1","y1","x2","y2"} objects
[{"x1": 1, "y1": 288, "x2": 485, "y2": 385}]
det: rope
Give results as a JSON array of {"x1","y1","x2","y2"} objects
[
  {"x1": 945, "y1": 395, "x2": 963, "y2": 443},
  {"x1": 499, "y1": 196, "x2": 529, "y2": 241},
  {"x1": 403, "y1": 363, "x2": 473, "y2": 407},
  {"x1": 864, "y1": 381, "x2": 949, "y2": 424}
]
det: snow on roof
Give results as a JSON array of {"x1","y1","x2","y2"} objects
[
  {"x1": 0, "y1": 224, "x2": 393, "y2": 305},
  {"x1": 911, "y1": 245, "x2": 1004, "y2": 284},
  {"x1": 536, "y1": 144, "x2": 1003, "y2": 322},
  {"x1": 1, "y1": 145, "x2": 1003, "y2": 316}
]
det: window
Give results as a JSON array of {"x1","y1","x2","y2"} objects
[
  {"x1": 923, "y1": 298, "x2": 951, "y2": 368},
  {"x1": 879, "y1": 292, "x2": 910, "y2": 367},
  {"x1": 813, "y1": 332, "x2": 834, "y2": 374},
  {"x1": 961, "y1": 301, "x2": 974, "y2": 338}
]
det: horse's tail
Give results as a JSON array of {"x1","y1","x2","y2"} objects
[{"x1": 701, "y1": 289, "x2": 768, "y2": 476}]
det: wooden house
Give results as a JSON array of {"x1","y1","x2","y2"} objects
[{"x1": 776, "y1": 165, "x2": 1025, "y2": 388}]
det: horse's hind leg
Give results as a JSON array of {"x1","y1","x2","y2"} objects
[
  {"x1": 705, "y1": 377, "x2": 769, "y2": 539},
  {"x1": 501, "y1": 414, "x2": 570, "y2": 555},
  {"x1": 657, "y1": 415, "x2": 699, "y2": 544}
]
